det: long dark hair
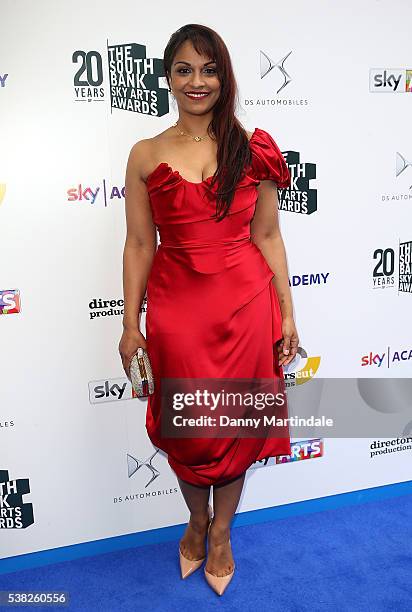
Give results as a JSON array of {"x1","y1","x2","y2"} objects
[{"x1": 163, "y1": 24, "x2": 252, "y2": 222}]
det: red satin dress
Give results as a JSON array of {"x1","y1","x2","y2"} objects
[{"x1": 145, "y1": 127, "x2": 292, "y2": 487}]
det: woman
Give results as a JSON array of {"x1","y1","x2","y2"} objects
[{"x1": 119, "y1": 24, "x2": 299, "y2": 596}]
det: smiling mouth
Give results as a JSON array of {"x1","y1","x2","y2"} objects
[{"x1": 184, "y1": 92, "x2": 210, "y2": 98}]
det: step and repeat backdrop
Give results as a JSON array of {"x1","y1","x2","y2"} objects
[{"x1": 1, "y1": 0, "x2": 411, "y2": 562}]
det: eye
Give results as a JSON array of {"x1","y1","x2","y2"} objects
[{"x1": 176, "y1": 67, "x2": 217, "y2": 74}]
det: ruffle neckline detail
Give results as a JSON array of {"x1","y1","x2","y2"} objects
[{"x1": 145, "y1": 128, "x2": 290, "y2": 192}]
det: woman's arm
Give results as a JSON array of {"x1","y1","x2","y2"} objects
[
  {"x1": 119, "y1": 140, "x2": 156, "y2": 378},
  {"x1": 250, "y1": 180, "x2": 298, "y2": 365},
  {"x1": 122, "y1": 139, "x2": 157, "y2": 332}
]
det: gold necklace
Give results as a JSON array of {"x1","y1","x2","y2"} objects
[{"x1": 173, "y1": 121, "x2": 210, "y2": 142}]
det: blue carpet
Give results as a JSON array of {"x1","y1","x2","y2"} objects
[{"x1": 0, "y1": 494, "x2": 411, "y2": 611}]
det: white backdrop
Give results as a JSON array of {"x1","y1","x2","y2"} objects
[{"x1": 1, "y1": 0, "x2": 412, "y2": 561}]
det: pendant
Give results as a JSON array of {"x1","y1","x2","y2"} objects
[{"x1": 194, "y1": 136, "x2": 202, "y2": 142}]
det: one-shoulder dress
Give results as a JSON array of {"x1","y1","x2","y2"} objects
[{"x1": 144, "y1": 127, "x2": 292, "y2": 487}]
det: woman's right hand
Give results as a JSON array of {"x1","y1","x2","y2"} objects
[{"x1": 119, "y1": 327, "x2": 147, "y2": 381}]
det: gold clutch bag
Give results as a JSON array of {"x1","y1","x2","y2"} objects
[{"x1": 129, "y1": 347, "x2": 155, "y2": 397}]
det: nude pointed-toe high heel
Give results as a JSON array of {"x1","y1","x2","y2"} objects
[
  {"x1": 179, "y1": 504, "x2": 214, "y2": 579},
  {"x1": 204, "y1": 538, "x2": 235, "y2": 596}
]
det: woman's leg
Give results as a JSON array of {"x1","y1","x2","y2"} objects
[
  {"x1": 206, "y1": 471, "x2": 246, "y2": 576},
  {"x1": 177, "y1": 477, "x2": 212, "y2": 560}
]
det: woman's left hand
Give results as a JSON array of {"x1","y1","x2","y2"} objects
[{"x1": 276, "y1": 315, "x2": 299, "y2": 366}]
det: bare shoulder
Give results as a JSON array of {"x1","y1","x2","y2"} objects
[
  {"x1": 128, "y1": 128, "x2": 174, "y2": 181},
  {"x1": 245, "y1": 129, "x2": 255, "y2": 142}
]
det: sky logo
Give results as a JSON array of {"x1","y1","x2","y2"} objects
[
  {"x1": 361, "y1": 347, "x2": 412, "y2": 368},
  {"x1": 67, "y1": 181, "x2": 125, "y2": 206},
  {"x1": 369, "y1": 68, "x2": 412, "y2": 93}
]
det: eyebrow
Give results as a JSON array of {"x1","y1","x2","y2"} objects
[{"x1": 173, "y1": 60, "x2": 216, "y2": 67}]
